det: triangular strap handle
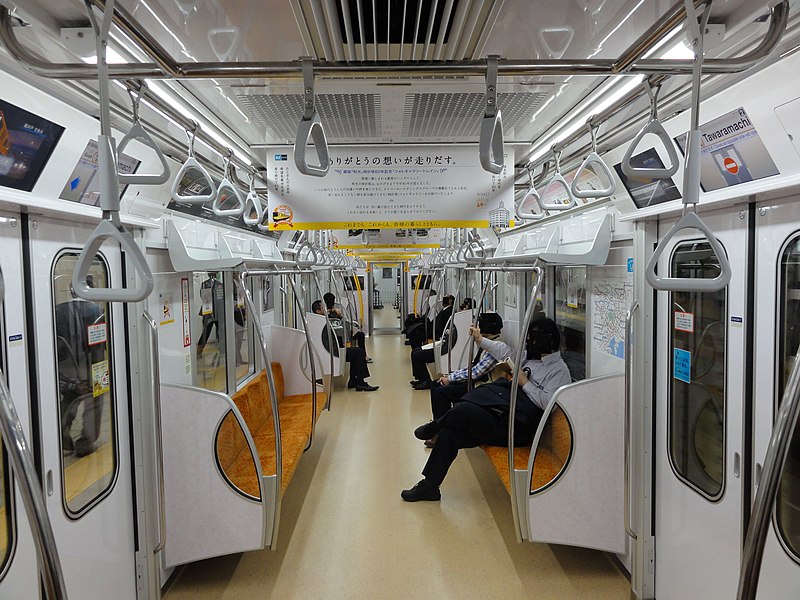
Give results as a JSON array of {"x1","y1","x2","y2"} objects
[
  {"x1": 645, "y1": 211, "x2": 732, "y2": 292},
  {"x1": 72, "y1": 220, "x2": 154, "y2": 302},
  {"x1": 537, "y1": 173, "x2": 577, "y2": 211},
  {"x1": 479, "y1": 110, "x2": 504, "y2": 174},
  {"x1": 516, "y1": 186, "x2": 545, "y2": 220},
  {"x1": 208, "y1": 26, "x2": 241, "y2": 62},
  {"x1": 242, "y1": 189, "x2": 264, "y2": 225},
  {"x1": 621, "y1": 118, "x2": 680, "y2": 180},
  {"x1": 170, "y1": 156, "x2": 217, "y2": 204},
  {"x1": 537, "y1": 26, "x2": 575, "y2": 59},
  {"x1": 294, "y1": 113, "x2": 330, "y2": 177},
  {"x1": 571, "y1": 151, "x2": 616, "y2": 198},
  {"x1": 213, "y1": 176, "x2": 246, "y2": 216},
  {"x1": 117, "y1": 120, "x2": 170, "y2": 185}
]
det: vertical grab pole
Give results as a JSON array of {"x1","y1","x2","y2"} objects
[
  {"x1": 466, "y1": 273, "x2": 495, "y2": 392},
  {"x1": 311, "y1": 271, "x2": 336, "y2": 410},
  {"x1": 446, "y1": 269, "x2": 467, "y2": 372},
  {"x1": 142, "y1": 312, "x2": 166, "y2": 554},
  {"x1": 285, "y1": 275, "x2": 318, "y2": 450},
  {"x1": 624, "y1": 301, "x2": 639, "y2": 540},
  {"x1": 737, "y1": 344, "x2": 800, "y2": 600},
  {"x1": 238, "y1": 270, "x2": 282, "y2": 549},
  {"x1": 507, "y1": 263, "x2": 544, "y2": 544}
]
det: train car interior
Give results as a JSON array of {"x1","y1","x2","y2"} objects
[{"x1": 0, "y1": 0, "x2": 800, "y2": 598}]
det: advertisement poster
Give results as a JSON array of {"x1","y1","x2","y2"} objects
[
  {"x1": 60, "y1": 139, "x2": 140, "y2": 205},
  {"x1": 92, "y1": 360, "x2": 110, "y2": 397},
  {"x1": 267, "y1": 145, "x2": 514, "y2": 230},
  {"x1": 333, "y1": 227, "x2": 445, "y2": 249},
  {"x1": 0, "y1": 98, "x2": 65, "y2": 192},
  {"x1": 181, "y1": 278, "x2": 191, "y2": 347},
  {"x1": 675, "y1": 107, "x2": 779, "y2": 192},
  {"x1": 613, "y1": 148, "x2": 682, "y2": 208}
]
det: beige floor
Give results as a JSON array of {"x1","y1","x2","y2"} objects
[
  {"x1": 373, "y1": 305, "x2": 401, "y2": 329},
  {"x1": 163, "y1": 333, "x2": 630, "y2": 600}
]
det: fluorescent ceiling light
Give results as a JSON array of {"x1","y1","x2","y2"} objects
[{"x1": 80, "y1": 47, "x2": 128, "y2": 64}]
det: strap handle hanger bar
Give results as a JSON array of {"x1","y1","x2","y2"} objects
[
  {"x1": 570, "y1": 120, "x2": 617, "y2": 198},
  {"x1": 243, "y1": 170, "x2": 264, "y2": 225},
  {"x1": 170, "y1": 124, "x2": 218, "y2": 204},
  {"x1": 621, "y1": 80, "x2": 680, "y2": 179},
  {"x1": 294, "y1": 57, "x2": 329, "y2": 177},
  {"x1": 73, "y1": 0, "x2": 154, "y2": 303},
  {"x1": 516, "y1": 168, "x2": 547, "y2": 221},
  {"x1": 479, "y1": 55, "x2": 504, "y2": 174},
  {"x1": 537, "y1": 147, "x2": 577, "y2": 211},
  {"x1": 212, "y1": 150, "x2": 246, "y2": 216},
  {"x1": 645, "y1": 0, "x2": 731, "y2": 293},
  {"x1": 116, "y1": 81, "x2": 170, "y2": 185}
]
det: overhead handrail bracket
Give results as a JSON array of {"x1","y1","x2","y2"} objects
[
  {"x1": 212, "y1": 152, "x2": 246, "y2": 217},
  {"x1": 571, "y1": 121, "x2": 616, "y2": 199},
  {"x1": 116, "y1": 83, "x2": 170, "y2": 185},
  {"x1": 621, "y1": 81, "x2": 680, "y2": 180},
  {"x1": 480, "y1": 55, "x2": 504, "y2": 174},
  {"x1": 537, "y1": 148, "x2": 577, "y2": 211},
  {"x1": 294, "y1": 57, "x2": 329, "y2": 177},
  {"x1": 645, "y1": 1, "x2": 730, "y2": 293},
  {"x1": 170, "y1": 125, "x2": 218, "y2": 205},
  {"x1": 72, "y1": 0, "x2": 154, "y2": 303}
]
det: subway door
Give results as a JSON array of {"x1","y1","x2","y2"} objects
[
  {"x1": 0, "y1": 212, "x2": 39, "y2": 598},
  {"x1": 27, "y1": 217, "x2": 137, "y2": 599},
  {"x1": 752, "y1": 198, "x2": 800, "y2": 598},
  {"x1": 653, "y1": 206, "x2": 748, "y2": 599}
]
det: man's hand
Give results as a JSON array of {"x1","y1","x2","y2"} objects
[
  {"x1": 437, "y1": 375, "x2": 450, "y2": 386},
  {"x1": 469, "y1": 325, "x2": 483, "y2": 345},
  {"x1": 517, "y1": 369, "x2": 529, "y2": 386}
]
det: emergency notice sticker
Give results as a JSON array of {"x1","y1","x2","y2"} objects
[
  {"x1": 87, "y1": 323, "x2": 107, "y2": 346},
  {"x1": 92, "y1": 360, "x2": 110, "y2": 397},
  {"x1": 674, "y1": 311, "x2": 694, "y2": 333}
]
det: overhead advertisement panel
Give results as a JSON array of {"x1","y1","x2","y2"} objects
[
  {"x1": 332, "y1": 227, "x2": 445, "y2": 249},
  {"x1": 267, "y1": 146, "x2": 513, "y2": 230}
]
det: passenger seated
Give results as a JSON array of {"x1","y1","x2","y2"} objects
[
  {"x1": 313, "y1": 300, "x2": 378, "y2": 392},
  {"x1": 422, "y1": 312, "x2": 511, "y2": 448},
  {"x1": 401, "y1": 317, "x2": 572, "y2": 502},
  {"x1": 409, "y1": 294, "x2": 455, "y2": 389},
  {"x1": 403, "y1": 289, "x2": 437, "y2": 346},
  {"x1": 459, "y1": 297, "x2": 474, "y2": 311},
  {"x1": 324, "y1": 292, "x2": 371, "y2": 362}
]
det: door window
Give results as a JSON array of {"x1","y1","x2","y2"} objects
[
  {"x1": 669, "y1": 241, "x2": 727, "y2": 500},
  {"x1": 777, "y1": 233, "x2": 800, "y2": 560},
  {"x1": 52, "y1": 253, "x2": 118, "y2": 516},
  {"x1": 234, "y1": 279, "x2": 254, "y2": 384},
  {"x1": 555, "y1": 266, "x2": 586, "y2": 382},
  {"x1": 193, "y1": 271, "x2": 227, "y2": 393}
]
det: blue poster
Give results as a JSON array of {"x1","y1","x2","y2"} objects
[{"x1": 673, "y1": 348, "x2": 691, "y2": 383}]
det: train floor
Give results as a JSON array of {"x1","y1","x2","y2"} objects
[{"x1": 162, "y1": 323, "x2": 630, "y2": 599}]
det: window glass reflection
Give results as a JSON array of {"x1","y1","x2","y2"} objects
[
  {"x1": 193, "y1": 271, "x2": 227, "y2": 393},
  {"x1": 234, "y1": 279, "x2": 254, "y2": 384},
  {"x1": 778, "y1": 234, "x2": 800, "y2": 559},
  {"x1": 53, "y1": 253, "x2": 117, "y2": 515},
  {"x1": 554, "y1": 266, "x2": 586, "y2": 382},
  {"x1": 669, "y1": 242, "x2": 726, "y2": 500}
]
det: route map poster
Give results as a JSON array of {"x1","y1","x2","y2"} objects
[{"x1": 591, "y1": 274, "x2": 633, "y2": 369}]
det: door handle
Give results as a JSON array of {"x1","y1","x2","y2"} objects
[
  {"x1": 734, "y1": 451, "x2": 741, "y2": 478},
  {"x1": 755, "y1": 462, "x2": 762, "y2": 490},
  {"x1": 46, "y1": 469, "x2": 54, "y2": 497}
]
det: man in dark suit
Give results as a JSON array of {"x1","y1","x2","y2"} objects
[{"x1": 409, "y1": 294, "x2": 454, "y2": 389}]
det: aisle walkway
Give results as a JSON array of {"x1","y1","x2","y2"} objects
[{"x1": 163, "y1": 334, "x2": 629, "y2": 600}]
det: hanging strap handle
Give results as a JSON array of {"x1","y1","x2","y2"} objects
[
  {"x1": 645, "y1": 1, "x2": 730, "y2": 293},
  {"x1": 170, "y1": 126, "x2": 218, "y2": 204},
  {"x1": 479, "y1": 55, "x2": 504, "y2": 174},
  {"x1": 74, "y1": 0, "x2": 153, "y2": 303},
  {"x1": 116, "y1": 84, "x2": 170, "y2": 185},
  {"x1": 621, "y1": 82, "x2": 680, "y2": 179},
  {"x1": 537, "y1": 148, "x2": 577, "y2": 211},
  {"x1": 212, "y1": 152, "x2": 246, "y2": 216},
  {"x1": 516, "y1": 168, "x2": 546, "y2": 220},
  {"x1": 294, "y1": 57, "x2": 329, "y2": 177},
  {"x1": 571, "y1": 121, "x2": 617, "y2": 198},
  {"x1": 242, "y1": 171, "x2": 265, "y2": 225}
]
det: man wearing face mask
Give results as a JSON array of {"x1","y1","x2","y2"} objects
[{"x1": 401, "y1": 317, "x2": 571, "y2": 502}]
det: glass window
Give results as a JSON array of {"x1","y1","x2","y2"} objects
[
  {"x1": 53, "y1": 253, "x2": 117, "y2": 516},
  {"x1": 234, "y1": 279, "x2": 254, "y2": 384},
  {"x1": 193, "y1": 271, "x2": 227, "y2": 393},
  {"x1": 555, "y1": 266, "x2": 586, "y2": 382},
  {"x1": 669, "y1": 241, "x2": 726, "y2": 500},
  {"x1": 777, "y1": 234, "x2": 800, "y2": 560}
]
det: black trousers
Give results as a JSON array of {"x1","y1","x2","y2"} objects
[
  {"x1": 410, "y1": 347, "x2": 435, "y2": 382},
  {"x1": 346, "y1": 346, "x2": 370, "y2": 383},
  {"x1": 197, "y1": 316, "x2": 219, "y2": 350},
  {"x1": 429, "y1": 381, "x2": 469, "y2": 420},
  {"x1": 421, "y1": 402, "x2": 536, "y2": 487},
  {"x1": 353, "y1": 330, "x2": 366, "y2": 350}
]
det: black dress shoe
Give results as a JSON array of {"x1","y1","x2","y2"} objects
[
  {"x1": 410, "y1": 380, "x2": 421, "y2": 386},
  {"x1": 347, "y1": 380, "x2": 357, "y2": 389},
  {"x1": 412, "y1": 380, "x2": 431, "y2": 390},
  {"x1": 414, "y1": 420, "x2": 441, "y2": 441},
  {"x1": 424, "y1": 435, "x2": 438, "y2": 448},
  {"x1": 355, "y1": 383, "x2": 379, "y2": 392},
  {"x1": 401, "y1": 479, "x2": 441, "y2": 502}
]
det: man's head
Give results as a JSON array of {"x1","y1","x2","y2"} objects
[
  {"x1": 312, "y1": 299, "x2": 324, "y2": 315},
  {"x1": 442, "y1": 294, "x2": 455, "y2": 307},
  {"x1": 460, "y1": 297, "x2": 474, "y2": 310},
  {"x1": 527, "y1": 317, "x2": 560, "y2": 360},
  {"x1": 323, "y1": 292, "x2": 336, "y2": 309},
  {"x1": 477, "y1": 312, "x2": 503, "y2": 338}
]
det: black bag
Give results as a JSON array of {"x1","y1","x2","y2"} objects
[{"x1": 462, "y1": 379, "x2": 542, "y2": 428}]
